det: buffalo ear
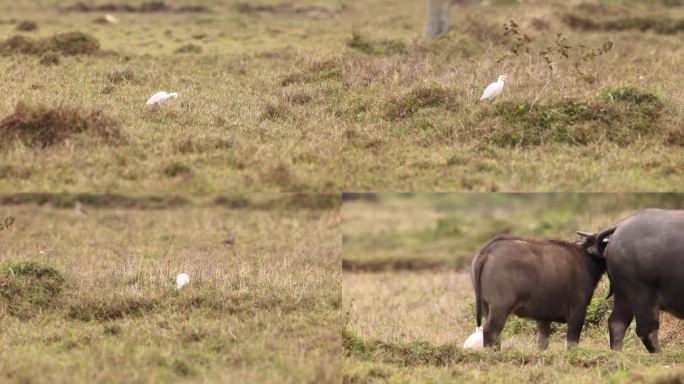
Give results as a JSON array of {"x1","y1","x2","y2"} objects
[
  {"x1": 587, "y1": 244, "x2": 603, "y2": 257},
  {"x1": 587, "y1": 244, "x2": 605, "y2": 258}
]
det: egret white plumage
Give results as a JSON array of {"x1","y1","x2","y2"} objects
[
  {"x1": 463, "y1": 326, "x2": 484, "y2": 349},
  {"x1": 176, "y1": 273, "x2": 190, "y2": 289},
  {"x1": 479, "y1": 75, "x2": 507, "y2": 102},
  {"x1": 146, "y1": 91, "x2": 178, "y2": 105}
]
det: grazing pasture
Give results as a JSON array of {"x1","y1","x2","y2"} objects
[
  {"x1": 0, "y1": 194, "x2": 340, "y2": 383},
  {"x1": 0, "y1": 0, "x2": 682, "y2": 192},
  {"x1": 342, "y1": 194, "x2": 684, "y2": 383}
]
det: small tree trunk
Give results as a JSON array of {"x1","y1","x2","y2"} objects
[
  {"x1": 440, "y1": 0, "x2": 450, "y2": 35},
  {"x1": 426, "y1": 0, "x2": 451, "y2": 39}
]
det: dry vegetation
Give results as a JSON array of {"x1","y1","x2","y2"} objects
[
  {"x1": 0, "y1": 194, "x2": 340, "y2": 383},
  {"x1": 0, "y1": 0, "x2": 681, "y2": 192},
  {"x1": 342, "y1": 194, "x2": 684, "y2": 383}
]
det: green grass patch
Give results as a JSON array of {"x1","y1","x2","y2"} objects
[
  {"x1": 485, "y1": 87, "x2": 667, "y2": 147},
  {"x1": 343, "y1": 329, "x2": 461, "y2": 367},
  {"x1": 0, "y1": 261, "x2": 66, "y2": 319}
]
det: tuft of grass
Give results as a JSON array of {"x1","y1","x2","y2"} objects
[
  {"x1": 260, "y1": 101, "x2": 291, "y2": 120},
  {"x1": 347, "y1": 32, "x2": 406, "y2": 56},
  {"x1": 162, "y1": 162, "x2": 193, "y2": 179},
  {"x1": 343, "y1": 329, "x2": 461, "y2": 367},
  {"x1": 16, "y1": 20, "x2": 38, "y2": 31},
  {"x1": 0, "y1": 31, "x2": 99, "y2": 56},
  {"x1": 385, "y1": 85, "x2": 460, "y2": 120},
  {"x1": 66, "y1": 295, "x2": 158, "y2": 322},
  {"x1": 485, "y1": 87, "x2": 666, "y2": 147},
  {"x1": 0, "y1": 102, "x2": 122, "y2": 148},
  {"x1": 563, "y1": 348, "x2": 612, "y2": 368},
  {"x1": 174, "y1": 43, "x2": 202, "y2": 54},
  {"x1": 39, "y1": 52, "x2": 60, "y2": 66},
  {"x1": 0, "y1": 261, "x2": 66, "y2": 319},
  {"x1": 47, "y1": 32, "x2": 100, "y2": 55},
  {"x1": 107, "y1": 68, "x2": 135, "y2": 84},
  {"x1": 280, "y1": 59, "x2": 343, "y2": 86}
]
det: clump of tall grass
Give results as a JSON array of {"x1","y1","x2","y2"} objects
[{"x1": 0, "y1": 102, "x2": 122, "y2": 148}]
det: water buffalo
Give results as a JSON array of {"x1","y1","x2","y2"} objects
[
  {"x1": 471, "y1": 234, "x2": 607, "y2": 350},
  {"x1": 595, "y1": 208, "x2": 684, "y2": 353}
]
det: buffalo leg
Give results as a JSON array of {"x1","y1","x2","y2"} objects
[
  {"x1": 633, "y1": 300, "x2": 661, "y2": 353},
  {"x1": 483, "y1": 308, "x2": 508, "y2": 350},
  {"x1": 566, "y1": 308, "x2": 587, "y2": 349},
  {"x1": 536, "y1": 320, "x2": 551, "y2": 351},
  {"x1": 609, "y1": 290, "x2": 634, "y2": 351}
]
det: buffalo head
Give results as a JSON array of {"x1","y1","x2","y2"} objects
[{"x1": 576, "y1": 230, "x2": 610, "y2": 257}]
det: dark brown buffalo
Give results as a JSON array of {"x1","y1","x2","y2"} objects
[
  {"x1": 596, "y1": 208, "x2": 684, "y2": 353},
  {"x1": 471, "y1": 234, "x2": 606, "y2": 350}
]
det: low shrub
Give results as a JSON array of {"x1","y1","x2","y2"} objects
[
  {"x1": 0, "y1": 102, "x2": 122, "y2": 148},
  {"x1": 385, "y1": 85, "x2": 460, "y2": 120},
  {"x1": 484, "y1": 87, "x2": 666, "y2": 147},
  {"x1": 0, "y1": 261, "x2": 66, "y2": 319},
  {"x1": 0, "y1": 31, "x2": 99, "y2": 56}
]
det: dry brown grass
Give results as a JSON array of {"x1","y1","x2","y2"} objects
[
  {"x1": 0, "y1": 32, "x2": 99, "y2": 56},
  {"x1": 0, "y1": 102, "x2": 121, "y2": 148}
]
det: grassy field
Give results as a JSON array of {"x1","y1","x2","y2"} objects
[
  {"x1": 0, "y1": 194, "x2": 340, "y2": 383},
  {"x1": 338, "y1": 0, "x2": 684, "y2": 191},
  {"x1": 0, "y1": 0, "x2": 682, "y2": 192},
  {"x1": 342, "y1": 194, "x2": 684, "y2": 383}
]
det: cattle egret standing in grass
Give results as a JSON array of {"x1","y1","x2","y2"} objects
[
  {"x1": 479, "y1": 75, "x2": 507, "y2": 102},
  {"x1": 146, "y1": 91, "x2": 178, "y2": 106},
  {"x1": 176, "y1": 273, "x2": 189, "y2": 289},
  {"x1": 463, "y1": 326, "x2": 484, "y2": 349}
]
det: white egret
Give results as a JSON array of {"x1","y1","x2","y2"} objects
[
  {"x1": 176, "y1": 273, "x2": 190, "y2": 289},
  {"x1": 463, "y1": 326, "x2": 484, "y2": 350},
  {"x1": 104, "y1": 14, "x2": 119, "y2": 24},
  {"x1": 479, "y1": 75, "x2": 507, "y2": 102},
  {"x1": 146, "y1": 91, "x2": 178, "y2": 106}
]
